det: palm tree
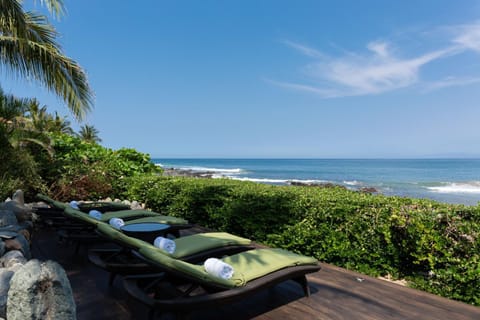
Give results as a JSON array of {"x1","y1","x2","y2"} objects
[
  {"x1": 0, "y1": 86, "x2": 53, "y2": 195},
  {"x1": 0, "y1": 0, "x2": 93, "y2": 120},
  {"x1": 27, "y1": 99, "x2": 74, "y2": 134},
  {"x1": 0, "y1": 86, "x2": 53, "y2": 154},
  {"x1": 78, "y1": 124, "x2": 101, "y2": 143}
]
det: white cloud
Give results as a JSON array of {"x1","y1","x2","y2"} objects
[
  {"x1": 277, "y1": 40, "x2": 453, "y2": 97},
  {"x1": 367, "y1": 41, "x2": 390, "y2": 58},
  {"x1": 282, "y1": 40, "x2": 326, "y2": 59},
  {"x1": 452, "y1": 21, "x2": 480, "y2": 52},
  {"x1": 274, "y1": 23, "x2": 480, "y2": 98},
  {"x1": 423, "y1": 76, "x2": 480, "y2": 91}
]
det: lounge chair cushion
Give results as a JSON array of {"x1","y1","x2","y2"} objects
[
  {"x1": 138, "y1": 246, "x2": 318, "y2": 289},
  {"x1": 171, "y1": 233, "x2": 250, "y2": 259},
  {"x1": 96, "y1": 225, "x2": 249, "y2": 259},
  {"x1": 97, "y1": 223, "x2": 149, "y2": 249},
  {"x1": 36, "y1": 193, "x2": 130, "y2": 212},
  {"x1": 123, "y1": 216, "x2": 189, "y2": 226},
  {"x1": 64, "y1": 207, "x2": 103, "y2": 226},
  {"x1": 100, "y1": 210, "x2": 163, "y2": 222},
  {"x1": 78, "y1": 201, "x2": 130, "y2": 212}
]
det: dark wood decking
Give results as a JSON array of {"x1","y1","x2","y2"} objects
[{"x1": 31, "y1": 227, "x2": 480, "y2": 320}]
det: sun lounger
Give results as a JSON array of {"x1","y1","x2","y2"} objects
[
  {"x1": 37, "y1": 193, "x2": 191, "y2": 232},
  {"x1": 36, "y1": 193, "x2": 131, "y2": 213},
  {"x1": 93, "y1": 224, "x2": 320, "y2": 318},
  {"x1": 56, "y1": 205, "x2": 191, "y2": 255},
  {"x1": 35, "y1": 193, "x2": 132, "y2": 230},
  {"x1": 124, "y1": 246, "x2": 320, "y2": 318},
  {"x1": 88, "y1": 223, "x2": 255, "y2": 284}
]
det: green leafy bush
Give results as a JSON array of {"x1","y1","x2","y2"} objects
[
  {"x1": 125, "y1": 175, "x2": 480, "y2": 305},
  {"x1": 37, "y1": 133, "x2": 161, "y2": 200}
]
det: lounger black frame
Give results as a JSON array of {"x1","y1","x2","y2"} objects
[
  {"x1": 123, "y1": 250, "x2": 321, "y2": 319},
  {"x1": 88, "y1": 227, "x2": 255, "y2": 285}
]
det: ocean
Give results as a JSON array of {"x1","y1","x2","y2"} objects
[{"x1": 152, "y1": 159, "x2": 480, "y2": 206}]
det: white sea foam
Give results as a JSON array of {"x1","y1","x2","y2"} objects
[
  {"x1": 343, "y1": 180, "x2": 362, "y2": 186},
  {"x1": 158, "y1": 164, "x2": 244, "y2": 175},
  {"x1": 427, "y1": 182, "x2": 480, "y2": 194},
  {"x1": 229, "y1": 177, "x2": 289, "y2": 184},
  {"x1": 289, "y1": 179, "x2": 331, "y2": 184},
  {"x1": 181, "y1": 166, "x2": 243, "y2": 174}
]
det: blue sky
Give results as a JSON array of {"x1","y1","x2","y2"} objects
[{"x1": 3, "y1": 0, "x2": 480, "y2": 158}]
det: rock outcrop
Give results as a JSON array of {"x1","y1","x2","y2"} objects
[
  {"x1": 0, "y1": 190, "x2": 76, "y2": 319},
  {"x1": 7, "y1": 260, "x2": 76, "y2": 320}
]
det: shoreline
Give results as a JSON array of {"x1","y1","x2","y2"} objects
[
  {"x1": 161, "y1": 167, "x2": 379, "y2": 193},
  {"x1": 159, "y1": 166, "x2": 479, "y2": 206}
]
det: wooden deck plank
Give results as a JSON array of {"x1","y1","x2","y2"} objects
[{"x1": 31, "y1": 228, "x2": 480, "y2": 320}]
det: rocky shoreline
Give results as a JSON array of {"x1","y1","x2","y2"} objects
[{"x1": 161, "y1": 167, "x2": 378, "y2": 193}]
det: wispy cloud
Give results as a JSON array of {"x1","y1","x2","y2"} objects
[
  {"x1": 274, "y1": 23, "x2": 480, "y2": 98},
  {"x1": 452, "y1": 21, "x2": 480, "y2": 52},
  {"x1": 423, "y1": 76, "x2": 480, "y2": 91},
  {"x1": 282, "y1": 40, "x2": 326, "y2": 59}
]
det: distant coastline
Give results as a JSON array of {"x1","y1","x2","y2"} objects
[{"x1": 154, "y1": 158, "x2": 480, "y2": 206}]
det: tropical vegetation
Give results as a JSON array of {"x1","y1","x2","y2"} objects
[
  {"x1": 0, "y1": 0, "x2": 477, "y2": 311},
  {"x1": 0, "y1": 0, "x2": 93, "y2": 120},
  {"x1": 124, "y1": 176, "x2": 480, "y2": 306},
  {"x1": 0, "y1": 87, "x2": 160, "y2": 201}
]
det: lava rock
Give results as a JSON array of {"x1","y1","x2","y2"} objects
[{"x1": 7, "y1": 260, "x2": 76, "y2": 320}]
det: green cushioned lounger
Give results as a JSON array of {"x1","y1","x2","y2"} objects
[
  {"x1": 36, "y1": 193, "x2": 131, "y2": 213},
  {"x1": 96, "y1": 223, "x2": 252, "y2": 260},
  {"x1": 138, "y1": 246, "x2": 318, "y2": 289},
  {"x1": 100, "y1": 210, "x2": 188, "y2": 225},
  {"x1": 108, "y1": 222, "x2": 321, "y2": 318},
  {"x1": 64, "y1": 207, "x2": 190, "y2": 229},
  {"x1": 124, "y1": 246, "x2": 320, "y2": 318},
  {"x1": 88, "y1": 221, "x2": 254, "y2": 285}
]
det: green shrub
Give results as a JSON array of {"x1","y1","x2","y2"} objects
[
  {"x1": 37, "y1": 133, "x2": 161, "y2": 200},
  {"x1": 125, "y1": 175, "x2": 480, "y2": 305}
]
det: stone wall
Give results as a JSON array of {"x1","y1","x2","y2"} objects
[{"x1": 0, "y1": 191, "x2": 76, "y2": 320}]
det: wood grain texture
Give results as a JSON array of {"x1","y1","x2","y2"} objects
[{"x1": 32, "y1": 228, "x2": 480, "y2": 320}]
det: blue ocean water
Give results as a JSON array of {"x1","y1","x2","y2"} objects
[{"x1": 152, "y1": 159, "x2": 480, "y2": 206}]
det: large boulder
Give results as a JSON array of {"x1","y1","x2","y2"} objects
[
  {"x1": 7, "y1": 260, "x2": 76, "y2": 320},
  {"x1": 2, "y1": 201, "x2": 31, "y2": 223},
  {"x1": 4, "y1": 233, "x2": 31, "y2": 259},
  {"x1": 0, "y1": 240, "x2": 5, "y2": 257},
  {"x1": 0, "y1": 250, "x2": 26, "y2": 269},
  {"x1": 12, "y1": 190, "x2": 24, "y2": 206},
  {"x1": 0, "y1": 269, "x2": 14, "y2": 318},
  {"x1": 0, "y1": 211, "x2": 18, "y2": 227}
]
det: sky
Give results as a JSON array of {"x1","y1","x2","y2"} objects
[{"x1": 3, "y1": 0, "x2": 480, "y2": 158}]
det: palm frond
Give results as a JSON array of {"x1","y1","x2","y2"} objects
[
  {"x1": 0, "y1": 2, "x2": 93, "y2": 120},
  {"x1": 0, "y1": 33, "x2": 93, "y2": 120},
  {"x1": 0, "y1": 0, "x2": 28, "y2": 37},
  {"x1": 36, "y1": 0, "x2": 65, "y2": 19}
]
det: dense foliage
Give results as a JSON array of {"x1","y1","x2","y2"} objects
[
  {"x1": 1, "y1": 88, "x2": 478, "y2": 306},
  {"x1": 125, "y1": 175, "x2": 480, "y2": 306},
  {"x1": 0, "y1": 90, "x2": 160, "y2": 201},
  {"x1": 36, "y1": 133, "x2": 161, "y2": 201}
]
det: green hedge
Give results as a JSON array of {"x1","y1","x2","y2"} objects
[
  {"x1": 37, "y1": 133, "x2": 161, "y2": 200},
  {"x1": 125, "y1": 175, "x2": 480, "y2": 306}
]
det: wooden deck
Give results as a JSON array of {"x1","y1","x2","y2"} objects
[{"x1": 31, "y1": 227, "x2": 480, "y2": 320}]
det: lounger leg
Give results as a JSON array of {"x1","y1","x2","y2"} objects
[
  {"x1": 108, "y1": 272, "x2": 116, "y2": 286},
  {"x1": 174, "y1": 311, "x2": 190, "y2": 320},
  {"x1": 147, "y1": 307, "x2": 155, "y2": 320},
  {"x1": 293, "y1": 275, "x2": 310, "y2": 297}
]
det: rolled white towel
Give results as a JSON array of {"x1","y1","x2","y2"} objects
[
  {"x1": 69, "y1": 201, "x2": 79, "y2": 209},
  {"x1": 109, "y1": 218, "x2": 125, "y2": 230},
  {"x1": 153, "y1": 236, "x2": 176, "y2": 254},
  {"x1": 204, "y1": 258, "x2": 234, "y2": 279},
  {"x1": 88, "y1": 210, "x2": 102, "y2": 220}
]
